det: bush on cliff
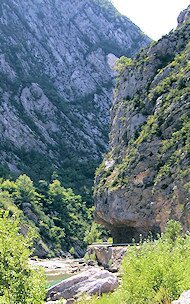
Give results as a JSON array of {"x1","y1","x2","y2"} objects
[
  {"x1": 0, "y1": 211, "x2": 46, "y2": 304},
  {"x1": 79, "y1": 220, "x2": 190, "y2": 304}
]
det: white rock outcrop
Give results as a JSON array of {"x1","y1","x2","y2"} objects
[{"x1": 172, "y1": 291, "x2": 190, "y2": 304}]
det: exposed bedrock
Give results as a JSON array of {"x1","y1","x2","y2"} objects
[
  {"x1": 94, "y1": 5, "x2": 190, "y2": 242},
  {"x1": 0, "y1": 0, "x2": 150, "y2": 195}
]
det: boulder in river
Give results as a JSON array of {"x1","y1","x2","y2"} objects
[{"x1": 46, "y1": 267, "x2": 118, "y2": 301}]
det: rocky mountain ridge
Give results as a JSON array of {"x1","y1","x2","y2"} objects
[
  {"x1": 94, "y1": 5, "x2": 190, "y2": 242},
  {"x1": 0, "y1": 0, "x2": 150, "y2": 200}
]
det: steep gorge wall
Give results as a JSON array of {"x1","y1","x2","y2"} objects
[
  {"x1": 94, "y1": 6, "x2": 190, "y2": 241},
  {"x1": 0, "y1": 0, "x2": 150, "y2": 199}
]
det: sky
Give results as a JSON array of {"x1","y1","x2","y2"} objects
[{"x1": 112, "y1": 0, "x2": 190, "y2": 40}]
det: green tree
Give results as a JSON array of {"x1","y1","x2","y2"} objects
[
  {"x1": 114, "y1": 56, "x2": 133, "y2": 73},
  {"x1": 0, "y1": 175, "x2": 92, "y2": 255},
  {"x1": 84, "y1": 222, "x2": 102, "y2": 245},
  {"x1": 0, "y1": 179, "x2": 17, "y2": 194},
  {"x1": 0, "y1": 211, "x2": 46, "y2": 303},
  {"x1": 48, "y1": 180, "x2": 90, "y2": 248},
  {"x1": 14, "y1": 174, "x2": 40, "y2": 206}
]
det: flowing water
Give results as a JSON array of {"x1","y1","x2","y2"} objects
[
  {"x1": 47, "y1": 271, "x2": 73, "y2": 288},
  {"x1": 30, "y1": 258, "x2": 85, "y2": 288}
]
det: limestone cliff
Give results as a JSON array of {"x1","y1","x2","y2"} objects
[
  {"x1": 94, "y1": 5, "x2": 190, "y2": 242},
  {"x1": 0, "y1": 0, "x2": 150, "y2": 199}
]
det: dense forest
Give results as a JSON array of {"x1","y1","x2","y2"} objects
[{"x1": 0, "y1": 174, "x2": 92, "y2": 257}]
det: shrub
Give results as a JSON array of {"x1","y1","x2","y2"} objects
[
  {"x1": 79, "y1": 220, "x2": 190, "y2": 304},
  {"x1": 120, "y1": 220, "x2": 190, "y2": 304},
  {"x1": 84, "y1": 222, "x2": 102, "y2": 245},
  {"x1": 114, "y1": 56, "x2": 133, "y2": 74},
  {"x1": 0, "y1": 211, "x2": 46, "y2": 304}
]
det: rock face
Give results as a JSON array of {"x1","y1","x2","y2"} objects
[
  {"x1": 47, "y1": 267, "x2": 118, "y2": 301},
  {"x1": 87, "y1": 244, "x2": 127, "y2": 271},
  {"x1": 94, "y1": 6, "x2": 190, "y2": 242},
  {"x1": 178, "y1": 5, "x2": 190, "y2": 25},
  {"x1": 0, "y1": 0, "x2": 150, "y2": 197}
]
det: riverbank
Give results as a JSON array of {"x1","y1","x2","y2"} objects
[{"x1": 30, "y1": 257, "x2": 89, "y2": 287}]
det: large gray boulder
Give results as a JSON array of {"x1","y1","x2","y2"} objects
[
  {"x1": 172, "y1": 291, "x2": 190, "y2": 304},
  {"x1": 87, "y1": 244, "x2": 128, "y2": 272},
  {"x1": 46, "y1": 267, "x2": 118, "y2": 301}
]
